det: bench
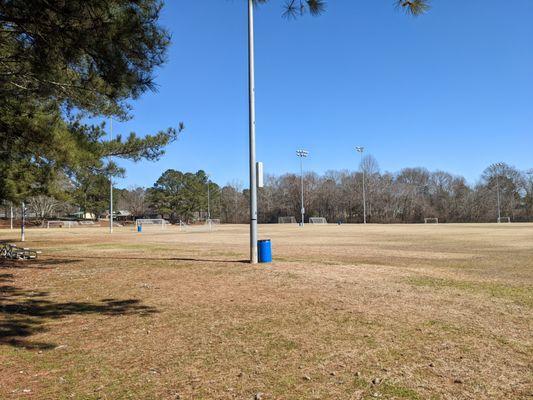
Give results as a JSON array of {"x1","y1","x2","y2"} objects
[{"x1": 0, "y1": 243, "x2": 42, "y2": 260}]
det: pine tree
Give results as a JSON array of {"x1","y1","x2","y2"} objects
[{"x1": 0, "y1": 1, "x2": 183, "y2": 203}]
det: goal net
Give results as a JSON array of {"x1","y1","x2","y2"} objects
[
  {"x1": 178, "y1": 220, "x2": 188, "y2": 232},
  {"x1": 497, "y1": 217, "x2": 511, "y2": 223},
  {"x1": 278, "y1": 216, "x2": 297, "y2": 224},
  {"x1": 46, "y1": 220, "x2": 78, "y2": 228},
  {"x1": 424, "y1": 218, "x2": 439, "y2": 224},
  {"x1": 135, "y1": 219, "x2": 168, "y2": 229},
  {"x1": 78, "y1": 221, "x2": 96, "y2": 226},
  {"x1": 309, "y1": 217, "x2": 327, "y2": 224},
  {"x1": 179, "y1": 220, "x2": 218, "y2": 232}
]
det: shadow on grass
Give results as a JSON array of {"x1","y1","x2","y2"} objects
[
  {"x1": 0, "y1": 273, "x2": 157, "y2": 350},
  {"x1": 168, "y1": 257, "x2": 249, "y2": 264},
  {"x1": 0, "y1": 258, "x2": 80, "y2": 269},
  {"x1": 40, "y1": 255, "x2": 250, "y2": 264}
]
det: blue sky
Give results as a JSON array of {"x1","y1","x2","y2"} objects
[{"x1": 112, "y1": 0, "x2": 533, "y2": 189}]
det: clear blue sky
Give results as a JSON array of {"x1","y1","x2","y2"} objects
[{"x1": 112, "y1": 0, "x2": 533, "y2": 189}]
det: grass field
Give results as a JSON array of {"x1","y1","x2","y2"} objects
[{"x1": 0, "y1": 223, "x2": 532, "y2": 399}]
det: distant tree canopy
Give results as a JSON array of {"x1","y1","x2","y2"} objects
[
  {"x1": 147, "y1": 170, "x2": 220, "y2": 223},
  {"x1": 4, "y1": 161, "x2": 531, "y2": 224},
  {"x1": 112, "y1": 162, "x2": 533, "y2": 224},
  {"x1": 0, "y1": 0, "x2": 182, "y2": 203}
]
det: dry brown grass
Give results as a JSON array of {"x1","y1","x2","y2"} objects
[{"x1": 0, "y1": 223, "x2": 532, "y2": 399}]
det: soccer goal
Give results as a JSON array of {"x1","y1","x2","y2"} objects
[
  {"x1": 206, "y1": 219, "x2": 220, "y2": 231},
  {"x1": 278, "y1": 216, "x2": 297, "y2": 224},
  {"x1": 178, "y1": 220, "x2": 188, "y2": 231},
  {"x1": 78, "y1": 221, "x2": 96, "y2": 226},
  {"x1": 309, "y1": 217, "x2": 327, "y2": 224},
  {"x1": 46, "y1": 220, "x2": 78, "y2": 229},
  {"x1": 424, "y1": 218, "x2": 439, "y2": 224},
  {"x1": 179, "y1": 220, "x2": 218, "y2": 233},
  {"x1": 135, "y1": 219, "x2": 168, "y2": 229},
  {"x1": 497, "y1": 217, "x2": 511, "y2": 223}
]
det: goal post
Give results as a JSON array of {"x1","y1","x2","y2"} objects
[
  {"x1": 179, "y1": 220, "x2": 218, "y2": 233},
  {"x1": 206, "y1": 218, "x2": 220, "y2": 231},
  {"x1": 46, "y1": 220, "x2": 78, "y2": 229},
  {"x1": 497, "y1": 216, "x2": 511, "y2": 223},
  {"x1": 424, "y1": 218, "x2": 439, "y2": 224},
  {"x1": 178, "y1": 220, "x2": 188, "y2": 231},
  {"x1": 135, "y1": 219, "x2": 168, "y2": 229},
  {"x1": 278, "y1": 216, "x2": 297, "y2": 224},
  {"x1": 309, "y1": 217, "x2": 327, "y2": 224}
]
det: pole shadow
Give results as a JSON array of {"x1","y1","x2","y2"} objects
[{"x1": 39, "y1": 255, "x2": 250, "y2": 264}]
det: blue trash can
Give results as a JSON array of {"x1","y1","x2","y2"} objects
[
  {"x1": 137, "y1": 224, "x2": 142, "y2": 233},
  {"x1": 258, "y1": 239, "x2": 272, "y2": 263}
]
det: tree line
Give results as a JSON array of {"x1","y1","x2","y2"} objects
[
  {"x1": 254, "y1": 159, "x2": 533, "y2": 224},
  {"x1": 149, "y1": 159, "x2": 532, "y2": 224},
  {"x1": 5, "y1": 158, "x2": 531, "y2": 224}
]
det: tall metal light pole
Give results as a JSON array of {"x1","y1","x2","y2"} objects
[
  {"x1": 355, "y1": 147, "x2": 367, "y2": 224},
  {"x1": 496, "y1": 174, "x2": 501, "y2": 222},
  {"x1": 21, "y1": 202, "x2": 25, "y2": 242},
  {"x1": 526, "y1": 169, "x2": 533, "y2": 217},
  {"x1": 109, "y1": 118, "x2": 114, "y2": 233},
  {"x1": 492, "y1": 162, "x2": 504, "y2": 222},
  {"x1": 248, "y1": 0, "x2": 258, "y2": 264},
  {"x1": 296, "y1": 150, "x2": 309, "y2": 226},
  {"x1": 207, "y1": 176, "x2": 211, "y2": 221}
]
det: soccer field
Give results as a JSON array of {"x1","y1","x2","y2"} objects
[{"x1": 1, "y1": 224, "x2": 532, "y2": 399}]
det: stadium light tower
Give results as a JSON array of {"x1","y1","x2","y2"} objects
[
  {"x1": 296, "y1": 150, "x2": 309, "y2": 226},
  {"x1": 491, "y1": 162, "x2": 504, "y2": 222},
  {"x1": 247, "y1": 0, "x2": 258, "y2": 263},
  {"x1": 355, "y1": 146, "x2": 367, "y2": 224}
]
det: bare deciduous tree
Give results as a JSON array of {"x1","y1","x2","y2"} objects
[{"x1": 28, "y1": 195, "x2": 60, "y2": 224}]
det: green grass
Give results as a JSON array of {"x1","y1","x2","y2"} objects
[
  {"x1": 380, "y1": 382, "x2": 422, "y2": 399},
  {"x1": 408, "y1": 276, "x2": 533, "y2": 307},
  {"x1": 350, "y1": 376, "x2": 422, "y2": 400}
]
